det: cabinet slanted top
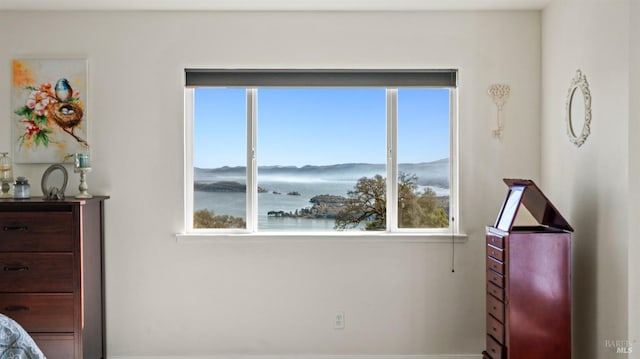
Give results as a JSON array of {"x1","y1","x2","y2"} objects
[{"x1": 493, "y1": 179, "x2": 573, "y2": 232}]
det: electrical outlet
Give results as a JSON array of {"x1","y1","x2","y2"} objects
[{"x1": 334, "y1": 312, "x2": 345, "y2": 329}]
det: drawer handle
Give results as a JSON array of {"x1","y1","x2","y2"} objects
[
  {"x1": 4, "y1": 266, "x2": 29, "y2": 272},
  {"x1": 491, "y1": 348, "x2": 497, "y2": 353},
  {"x1": 5, "y1": 305, "x2": 29, "y2": 312},
  {"x1": 2, "y1": 226, "x2": 28, "y2": 232}
]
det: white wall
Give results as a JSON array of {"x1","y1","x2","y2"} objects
[
  {"x1": 0, "y1": 11, "x2": 541, "y2": 358},
  {"x1": 542, "y1": 1, "x2": 630, "y2": 358},
  {"x1": 629, "y1": 1, "x2": 640, "y2": 357}
]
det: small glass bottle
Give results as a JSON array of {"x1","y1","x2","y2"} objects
[
  {"x1": 14, "y1": 177, "x2": 31, "y2": 199},
  {"x1": 0, "y1": 152, "x2": 13, "y2": 198}
]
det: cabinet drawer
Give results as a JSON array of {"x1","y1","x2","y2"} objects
[
  {"x1": 0, "y1": 294, "x2": 74, "y2": 332},
  {"x1": 487, "y1": 313, "x2": 505, "y2": 344},
  {"x1": 486, "y1": 335, "x2": 504, "y2": 359},
  {"x1": 0, "y1": 253, "x2": 73, "y2": 292},
  {"x1": 486, "y1": 244, "x2": 504, "y2": 261},
  {"x1": 487, "y1": 270, "x2": 504, "y2": 288},
  {"x1": 487, "y1": 294, "x2": 504, "y2": 324},
  {"x1": 487, "y1": 281, "x2": 504, "y2": 301},
  {"x1": 0, "y1": 212, "x2": 73, "y2": 252},
  {"x1": 486, "y1": 257, "x2": 504, "y2": 275},
  {"x1": 32, "y1": 333, "x2": 75, "y2": 359},
  {"x1": 486, "y1": 235, "x2": 504, "y2": 249}
]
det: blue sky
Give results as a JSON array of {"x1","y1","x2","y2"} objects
[{"x1": 194, "y1": 87, "x2": 450, "y2": 168}]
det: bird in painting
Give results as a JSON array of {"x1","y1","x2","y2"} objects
[{"x1": 54, "y1": 78, "x2": 73, "y2": 102}]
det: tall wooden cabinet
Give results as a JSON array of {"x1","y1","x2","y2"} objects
[
  {"x1": 0, "y1": 197, "x2": 107, "y2": 359},
  {"x1": 483, "y1": 179, "x2": 572, "y2": 359}
]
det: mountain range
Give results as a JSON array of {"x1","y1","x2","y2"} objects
[{"x1": 195, "y1": 158, "x2": 449, "y2": 188}]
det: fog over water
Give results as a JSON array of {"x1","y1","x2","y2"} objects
[{"x1": 194, "y1": 160, "x2": 449, "y2": 231}]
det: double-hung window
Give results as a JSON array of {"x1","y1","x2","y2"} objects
[{"x1": 184, "y1": 69, "x2": 458, "y2": 235}]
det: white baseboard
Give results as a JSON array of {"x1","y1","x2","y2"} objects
[{"x1": 109, "y1": 355, "x2": 482, "y2": 359}]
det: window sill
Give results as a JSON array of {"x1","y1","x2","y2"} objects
[{"x1": 175, "y1": 232, "x2": 468, "y2": 244}]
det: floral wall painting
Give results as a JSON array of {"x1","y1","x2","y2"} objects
[{"x1": 11, "y1": 59, "x2": 88, "y2": 163}]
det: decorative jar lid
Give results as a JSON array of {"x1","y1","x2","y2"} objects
[{"x1": 15, "y1": 177, "x2": 29, "y2": 185}]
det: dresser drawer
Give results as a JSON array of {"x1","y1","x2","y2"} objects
[
  {"x1": 0, "y1": 212, "x2": 73, "y2": 252},
  {"x1": 0, "y1": 294, "x2": 74, "y2": 332},
  {"x1": 487, "y1": 270, "x2": 504, "y2": 288},
  {"x1": 487, "y1": 294, "x2": 505, "y2": 324},
  {"x1": 486, "y1": 257, "x2": 504, "y2": 275},
  {"x1": 486, "y1": 235, "x2": 504, "y2": 249},
  {"x1": 486, "y1": 244, "x2": 504, "y2": 261},
  {"x1": 487, "y1": 313, "x2": 505, "y2": 344},
  {"x1": 32, "y1": 334, "x2": 75, "y2": 359},
  {"x1": 486, "y1": 335, "x2": 504, "y2": 359},
  {"x1": 0, "y1": 253, "x2": 74, "y2": 292},
  {"x1": 487, "y1": 281, "x2": 504, "y2": 301}
]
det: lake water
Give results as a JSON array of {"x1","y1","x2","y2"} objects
[
  {"x1": 194, "y1": 174, "x2": 449, "y2": 231},
  {"x1": 194, "y1": 178, "x2": 359, "y2": 231}
]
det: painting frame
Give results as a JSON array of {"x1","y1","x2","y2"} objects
[{"x1": 11, "y1": 58, "x2": 88, "y2": 164}]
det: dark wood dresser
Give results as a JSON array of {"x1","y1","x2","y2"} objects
[
  {"x1": 0, "y1": 197, "x2": 107, "y2": 359},
  {"x1": 483, "y1": 179, "x2": 572, "y2": 359}
]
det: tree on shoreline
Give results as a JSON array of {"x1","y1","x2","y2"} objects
[
  {"x1": 397, "y1": 173, "x2": 448, "y2": 228},
  {"x1": 335, "y1": 174, "x2": 386, "y2": 230},
  {"x1": 194, "y1": 209, "x2": 246, "y2": 229},
  {"x1": 334, "y1": 173, "x2": 448, "y2": 230}
]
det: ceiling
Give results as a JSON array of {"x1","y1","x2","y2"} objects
[{"x1": 0, "y1": 0, "x2": 552, "y2": 11}]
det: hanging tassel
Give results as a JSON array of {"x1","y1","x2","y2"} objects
[{"x1": 451, "y1": 216, "x2": 456, "y2": 273}]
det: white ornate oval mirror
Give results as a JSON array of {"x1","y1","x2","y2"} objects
[
  {"x1": 568, "y1": 87, "x2": 585, "y2": 137},
  {"x1": 565, "y1": 69, "x2": 592, "y2": 147}
]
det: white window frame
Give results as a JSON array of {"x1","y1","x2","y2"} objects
[{"x1": 181, "y1": 70, "x2": 460, "y2": 239}]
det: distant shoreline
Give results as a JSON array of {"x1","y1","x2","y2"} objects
[
  {"x1": 194, "y1": 181, "x2": 449, "y2": 221},
  {"x1": 195, "y1": 159, "x2": 451, "y2": 189}
]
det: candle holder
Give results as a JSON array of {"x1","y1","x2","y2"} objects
[
  {"x1": 0, "y1": 180, "x2": 12, "y2": 198},
  {"x1": 0, "y1": 152, "x2": 14, "y2": 199},
  {"x1": 74, "y1": 167, "x2": 93, "y2": 199}
]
